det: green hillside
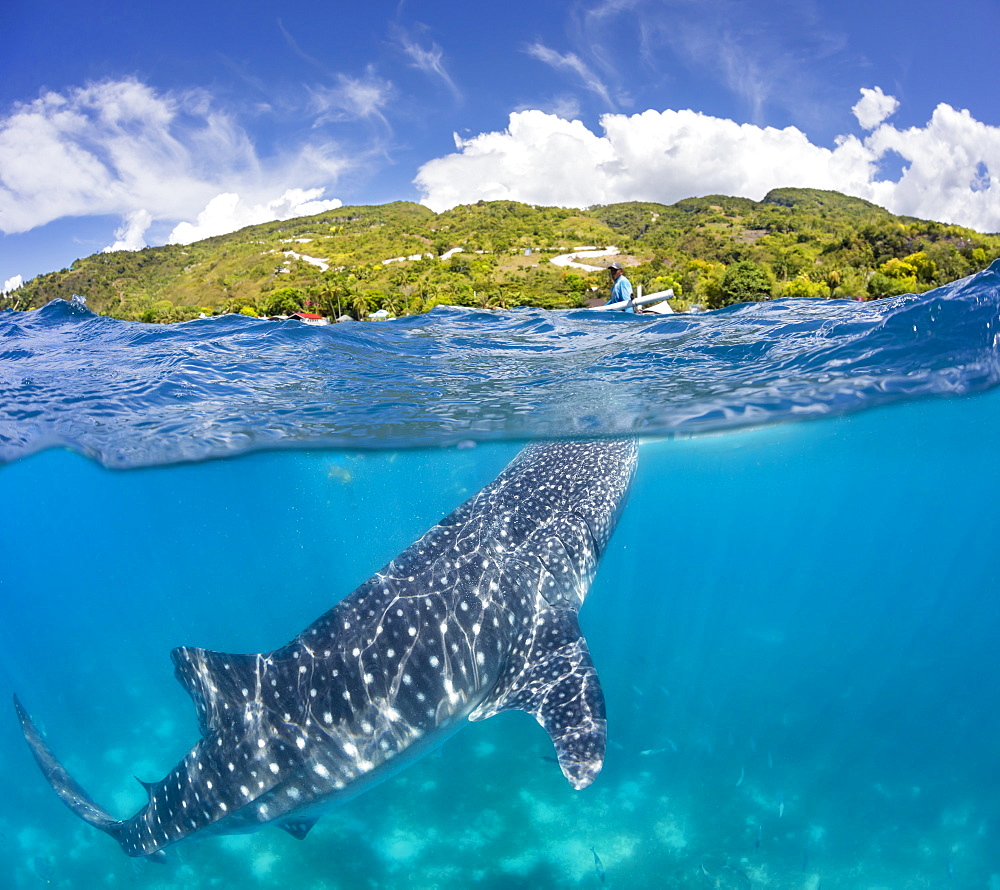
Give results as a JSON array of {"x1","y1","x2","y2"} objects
[{"x1": 6, "y1": 189, "x2": 999, "y2": 321}]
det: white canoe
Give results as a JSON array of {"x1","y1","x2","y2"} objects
[{"x1": 588, "y1": 289, "x2": 674, "y2": 314}]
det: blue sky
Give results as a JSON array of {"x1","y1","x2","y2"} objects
[{"x1": 2, "y1": 0, "x2": 998, "y2": 291}]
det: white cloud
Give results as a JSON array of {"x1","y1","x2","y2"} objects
[
  {"x1": 103, "y1": 209, "x2": 153, "y2": 252},
  {"x1": 853, "y1": 86, "x2": 899, "y2": 130},
  {"x1": 415, "y1": 92, "x2": 1000, "y2": 233},
  {"x1": 526, "y1": 43, "x2": 615, "y2": 109},
  {"x1": 540, "y1": 95, "x2": 584, "y2": 121},
  {"x1": 862, "y1": 102, "x2": 999, "y2": 229},
  {"x1": 0, "y1": 80, "x2": 250, "y2": 234},
  {"x1": 393, "y1": 25, "x2": 461, "y2": 102},
  {"x1": 2, "y1": 274, "x2": 22, "y2": 293},
  {"x1": 623, "y1": 0, "x2": 798, "y2": 124},
  {"x1": 310, "y1": 70, "x2": 394, "y2": 126},
  {"x1": 0, "y1": 78, "x2": 349, "y2": 244},
  {"x1": 167, "y1": 188, "x2": 342, "y2": 244},
  {"x1": 416, "y1": 108, "x2": 868, "y2": 211}
]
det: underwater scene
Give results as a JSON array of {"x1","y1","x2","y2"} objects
[{"x1": 2, "y1": 262, "x2": 1000, "y2": 889}]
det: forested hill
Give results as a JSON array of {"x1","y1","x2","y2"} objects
[{"x1": 8, "y1": 188, "x2": 1000, "y2": 321}]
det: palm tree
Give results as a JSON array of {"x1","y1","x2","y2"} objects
[
  {"x1": 350, "y1": 291, "x2": 371, "y2": 319},
  {"x1": 825, "y1": 269, "x2": 842, "y2": 298}
]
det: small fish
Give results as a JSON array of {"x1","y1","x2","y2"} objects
[
  {"x1": 541, "y1": 755, "x2": 559, "y2": 764},
  {"x1": 639, "y1": 746, "x2": 669, "y2": 756},
  {"x1": 778, "y1": 791, "x2": 785, "y2": 819},
  {"x1": 723, "y1": 864, "x2": 752, "y2": 889},
  {"x1": 631, "y1": 684, "x2": 645, "y2": 696},
  {"x1": 754, "y1": 823, "x2": 762, "y2": 851},
  {"x1": 735, "y1": 765, "x2": 744, "y2": 787},
  {"x1": 665, "y1": 737, "x2": 678, "y2": 752},
  {"x1": 722, "y1": 862, "x2": 752, "y2": 887},
  {"x1": 590, "y1": 845, "x2": 606, "y2": 884},
  {"x1": 767, "y1": 748, "x2": 774, "y2": 769}
]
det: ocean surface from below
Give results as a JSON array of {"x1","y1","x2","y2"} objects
[{"x1": 0, "y1": 259, "x2": 998, "y2": 467}]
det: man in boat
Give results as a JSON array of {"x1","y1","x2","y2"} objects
[{"x1": 606, "y1": 262, "x2": 637, "y2": 313}]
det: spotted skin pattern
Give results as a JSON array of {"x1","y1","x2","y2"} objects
[{"x1": 14, "y1": 439, "x2": 637, "y2": 858}]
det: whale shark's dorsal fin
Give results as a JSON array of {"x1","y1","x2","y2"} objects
[
  {"x1": 170, "y1": 647, "x2": 260, "y2": 735},
  {"x1": 469, "y1": 608, "x2": 606, "y2": 790}
]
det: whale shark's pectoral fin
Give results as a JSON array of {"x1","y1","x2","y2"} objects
[
  {"x1": 469, "y1": 609, "x2": 607, "y2": 790},
  {"x1": 279, "y1": 817, "x2": 320, "y2": 840}
]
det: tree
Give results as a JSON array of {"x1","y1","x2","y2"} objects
[
  {"x1": 901, "y1": 250, "x2": 936, "y2": 283},
  {"x1": 262, "y1": 287, "x2": 305, "y2": 316},
  {"x1": 781, "y1": 275, "x2": 827, "y2": 299},
  {"x1": 825, "y1": 269, "x2": 841, "y2": 297},
  {"x1": 648, "y1": 273, "x2": 683, "y2": 296},
  {"x1": 682, "y1": 258, "x2": 724, "y2": 305},
  {"x1": 868, "y1": 256, "x2": 920, "y2": 297},
  {"x1": 712, "y1": 261, "x2": 772, "y2": 308},
  {"x1": 868, "y1": 270, "x2": 914, "y2": 298},
  {"x1": 350, "y1": 291, "x2": 372, "y2": 319}
]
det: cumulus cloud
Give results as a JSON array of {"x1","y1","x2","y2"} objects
[
  {"x1": 415, "y1": 89, "x2": 1000, "y2": 233},
  {"x1": 0, "y1": 78, "x2": 348, "y2": 244},
  {"x1": 0, "y1": 80, "x2": 249, "y2": 234},
  {"x1": 862, "y1": 102, "x2": 999, "y2": 229},
  {"x1": 853, "y1": 86, "x2": 899, "y2": 130},
  {"x1": 2, "y1": 274, "x2": 22, "y2": 294},
  {"x1": 167, "y1": 188, "x2": 342, "y2": 244},
  {"x1": 103, "y1": 209, "x2": 153, "y2": 252},
  {"x1": 416, "y1": 108, "x2": 870, "y2": 211}
]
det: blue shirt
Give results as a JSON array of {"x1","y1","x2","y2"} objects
[{"x1": 608, "y1": 274, "x2": 635, "y2": 313}]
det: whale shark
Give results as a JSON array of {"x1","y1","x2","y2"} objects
[{"x1": 15, "y1": 438, "x2": 636, "y2": 859}]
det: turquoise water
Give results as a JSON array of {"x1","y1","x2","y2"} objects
[{"x1": 2, "y1": 264, "x2": 1000, "y2": 888}]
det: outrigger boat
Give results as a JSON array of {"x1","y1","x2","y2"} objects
[{"x1": 587, "y1": 287, "x2": 674, "y2": 315}]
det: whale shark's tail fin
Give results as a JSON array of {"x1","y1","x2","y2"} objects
[
  {"x1": 469, "y1": 609, "x2": 607, "y2": 789},
  {"x1": 13, "y1": 696, "x2": 165, "y2": 861}
]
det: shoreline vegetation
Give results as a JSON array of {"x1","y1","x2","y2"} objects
[{"x1": 4, "y1": 188, "x2": 999, "y2": 322}]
